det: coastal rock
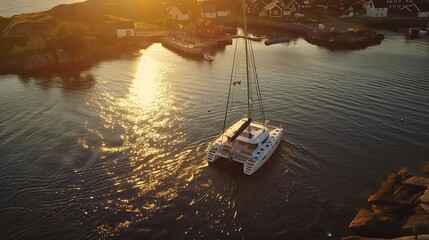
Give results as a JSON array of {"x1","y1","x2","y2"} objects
[
  {"x1": 349, "y1": 209, "x2": 401, "y2": 237},
  {"x1": 421, "y1": 204, "x2": 429, "y2": 213},
  {"x1": 372, "y1": 205, "x2": 413, "y2": 216},
  {"x1": 402, "y1": 205, "x2": 429, "y2": 235},
  {"x1": 420, "y1": 191, "x2": 429, "y2": 205},
  {"x1": 394, "y1": 185, "x2": 425, "y2": 202},
  {"x1": 368, "y1": 171, "x2": 422, "y2": 207},
  {"x1": 405, "y1": 177, "x2": 429, "y2": 189},
  {"x1": 305, "y1": 30, "x2": 384, "y2": 50},
  {"x1": 342, "y1": 236, "x2": 386, "y2": 240},
  {"x1": 423, "y1": 164, "x2": 429, "y2": 176},
  {"x1": 342, "y1": 236, "x2": 415, "y2": 240}
]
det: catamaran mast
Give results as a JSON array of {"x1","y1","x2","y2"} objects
[{"x1": 242, "y1": 0, "x2": 251, "y2": 120}]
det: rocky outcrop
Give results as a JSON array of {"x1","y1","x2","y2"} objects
[
  {"x1": 347, "y1": 167, "x2": 429, "y2": 239},
  {"x1": 305, "y1": 30, "x2": 384, "y2": 50}
]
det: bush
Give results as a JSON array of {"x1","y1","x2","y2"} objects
[
  {"x1": 10, "y1": 37, "x2": 47, "y2": 57},
  {"x1": 47, "y1": 22, "x2": 94, "y2": 54}
]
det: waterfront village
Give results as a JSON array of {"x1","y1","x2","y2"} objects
[
  {"x1": 0, "y1": 0, "x2": 428, "y2": 74},
  {"x1": 0, "y1": 0, "x2": 427, "y2": 73}
]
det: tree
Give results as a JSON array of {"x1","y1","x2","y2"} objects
[{"x1": 47, "y1": 22, "x2": 93, "y2": 55}]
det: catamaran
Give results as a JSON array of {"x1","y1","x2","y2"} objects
[{"x1": 206, "y1": 0, "x2": 284, "y2": 175}]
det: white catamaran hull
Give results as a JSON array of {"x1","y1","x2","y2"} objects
[{"x1": 207, "y1": 119, "x2": 283, "y2": 175}]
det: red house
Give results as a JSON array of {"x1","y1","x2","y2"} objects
[
  {"x1": 184, "y1": 18, "x2": 225, "y2": 38},
  {"x1": 328, "y1": 0, "x2": 346, "y2": 12},
  {"x1": 300, "y1": 0, "x2": 313, "y2": 11},
  {"x1": 282, "y1": 0, "x2": 301, "y2": 15}
]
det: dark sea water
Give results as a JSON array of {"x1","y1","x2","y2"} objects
[{"x1": 1, "y1": 3, "x2": 429, "y2": 238}]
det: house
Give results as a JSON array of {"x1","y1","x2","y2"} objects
[
  {"x1": 385, "y1": 0, "x2": 414, "y2": 12},
  {"x1": 416, "y1": 2, "x2": 429, "y2": 17},
  {"x1": 215, "y1": 0, "x2": 232, "y2": 17},
  {"x1": 168, "y1": 5, "x2": 190, "y2": 21},
  {"x1": 184, "y1": 18, "x2": 226, "y2": 38},
  {"x1": 260, "y1": 0, "x2": 284, "y2": 17},
  {"x1": 364, "y1": 0, "x2": 388, "y2": 17},
  {"x1": 282, "y1": 0, "x2": 301, "y2": 16},
  {"x1": 400, "y1": 2, "x2": 429, "y2": 17},
  {"x1": 399, "y1": 3, "x2": 419, "y2": 15},
  {"x1": 200, "y1": 0, "x2": 217, "y2": 18},
  {"x1": 116, "y1": 21, "x2": 135, "y2": 38},
  {"x1": 246, "y1": 0, "x2": 271, "y2": 15},
  {"x1": 300, "y1": 0, "x2": 314, "y2": 11},
  {"x1": 328, "y1": 0, "x2": 346, "y2": 12}
]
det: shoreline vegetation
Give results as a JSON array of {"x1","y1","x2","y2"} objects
[{"x1": 0, "y1": 0, "x2": 426, "y2": 75}]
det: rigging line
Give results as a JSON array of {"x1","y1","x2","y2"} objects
[
  {"x1": 249, "y1": 40, "x2": 266, "y2": 122},
  {"x1": 249, "y1": 42, "x2": 263, "y2": 121},
  {"x1": 222, "y1": 32, "x2": 241, "y2": 134},
  {"x1": 242, "y1": 0, "x2": 251, "y2": 120}
]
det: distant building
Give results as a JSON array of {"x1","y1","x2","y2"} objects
[
  {"x1": 300, "y1": 0, "x2": 314, "y2": 11},
  {"x1": 416, "y1": 3, "x2": 429, "y2": 17},
  {"x1": 199, "y1": 0, "x2": 232, "y2": 18},
  {"x1": 400, "y1": 2, "x2": 429, "y2": 17},
  {"x1": 386, "y1": 0, "x2": 414, "y2": 12},
  {"x1": 116, "y1": 21, "x2": 135, "y2": 38},
  {"x1": 282, "y1": 0, "x2": 302, "y2": 15},
  {"x1": 215, "y1": 0, "x2": 232, "y2": 17},
  {"x1": 260, "y1": 0, "x2": 284, "y2": 17},
  {"x1": 328, "y1": 0, "x2": 346, "y2": 12},
  {"x1": 200, "y1": 0, "x2": 217, "y2": 18},
  {"x1": 168, "y1": 5, "x2": 190, "y2": 21},
  {"x1": 184, "y1": 18, "x2": 227, "y2": 38},
  {"x1": 246, "y1": 0, "x2": 271, "y2": 15},
  {"x1": 364, "y1": 0, "x2": 388, "y2": 17}
]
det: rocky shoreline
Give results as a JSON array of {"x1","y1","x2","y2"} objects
[
  {"x1": 0, "y1": 38, "x2": 147, "y2": 75},
  {"x1": 344, "y1": 167, "x2": 429, "y2": 240},
  {"x1": 305, "y1": 30, "x2": 384, "y2": 50},
  {"x1": 238, "y1": 17, "x2": 385, "y2": 50}
]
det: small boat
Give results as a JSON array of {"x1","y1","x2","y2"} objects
[
  {"x1": 247, "y1": 34, "x2": 266, "y2": 41},
  {"x1": 264, "y1": 38, "x2": 290, "y2": 46},
  {"x1": 203, "y1": 52, "x2": 214, "y2": 62},
  {"x1": 206, "y1": 0, "x2": 283, "y2": 175},
  {"x1": 408, "y1": 27, "x2": 420, "y2": 36},
  {"x1": 231, "y1": 32, "x2": 266, "y2": 41}
]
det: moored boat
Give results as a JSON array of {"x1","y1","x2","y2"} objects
[{"x1": 203, "y1": 52, "x2": 214, "y2": 62}]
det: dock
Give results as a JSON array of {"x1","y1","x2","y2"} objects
[
  {"x1": 161, "y1": 32, "x2": 232, "y2": 56},
  {"x1": 161, "y1": 36, "x2": 203, "y2": 55}
]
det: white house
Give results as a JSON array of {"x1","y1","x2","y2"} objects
[
  {"x1": 365, "y1": 0, "x2": 388, "y2": 17},
  {"x1": 116, "y1": 21, "x2": 135, "y2": 38},
  {"x1": 168, "y1": 5, "x2": 190, "y2": 21}
]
